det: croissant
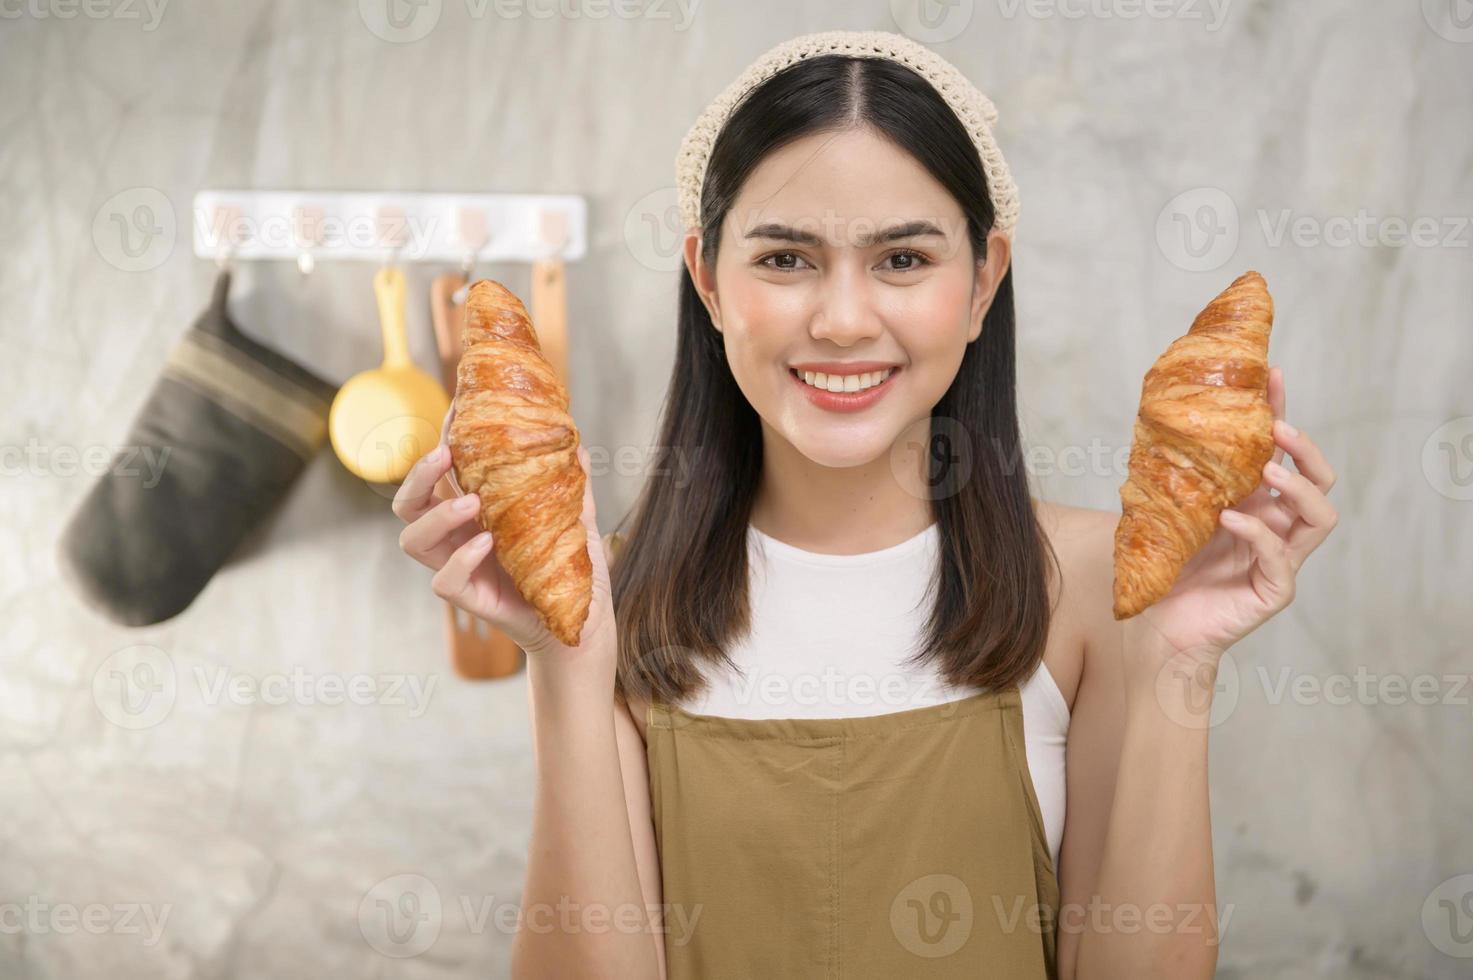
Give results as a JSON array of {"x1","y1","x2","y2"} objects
[
  {"x1": 448, "y1": 279, "x2": 592, "y2": 646},
  {"x1": 1112, "y1": 271, "x2": 1276, "y2": 620}
]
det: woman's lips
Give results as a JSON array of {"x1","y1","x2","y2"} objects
[{"x1": 789, "y1": 367, "x2": 900, "y2": 413}]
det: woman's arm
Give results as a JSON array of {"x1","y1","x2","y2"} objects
[
  {"x1": 1054, "y1": 513, "x2": 1220, "y2": 980},
  {"x1": 1059, "y1": 372, "x2": 1338, "y2": 979},
  {"x1": 612, "y1": 691, "x2": 669, "y2": 980},
  {"x1": 393, "y1": 444, "x2": 661, "y2": 977},
  {"x1": 511, "y1": 535, "x2": 665, "y2": 980}
]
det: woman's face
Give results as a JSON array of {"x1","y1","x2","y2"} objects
[{"x1": 684, "y1": 126, "x2": 1012, "y2": 470}]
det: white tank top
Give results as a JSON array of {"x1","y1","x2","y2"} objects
[{"x1": 680, "y1": 520, "x2": 1071, "y2": 872}]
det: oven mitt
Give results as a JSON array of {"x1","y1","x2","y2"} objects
[{"x1": 57, "y1": 269, "x2": 338, "y2": 626}]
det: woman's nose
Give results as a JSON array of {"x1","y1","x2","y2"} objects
[{"x1": 808, "y1": 268, "x2": 882, "y2": 346}]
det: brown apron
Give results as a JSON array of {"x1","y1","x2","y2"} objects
[{"x1": 646, "y1": 685, "x2": 1060, "y2": 978}]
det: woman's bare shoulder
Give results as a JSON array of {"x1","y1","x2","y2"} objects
[
  {"x1": 1030, "y1": 498, "x2": 1120, "y2": 710},
  {"x1": 1032, "y1": 497, "x2": 1117, "y2": 549},
  {"x1": 1032, "y1": 498, "x2": 1120, "y2": 612}
]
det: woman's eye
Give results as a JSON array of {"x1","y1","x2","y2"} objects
[
  {"x1": 757, "y1": 251, "x2": 810, "y2": 272},
  {"x1": 755, "y1": 249, "x2": 931, "y2": 273},
  {"x1": 883, "y1": 249, "x2": 931, "y2": 271}
]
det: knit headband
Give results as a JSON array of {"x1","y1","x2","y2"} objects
[{"x1": 675, "y1": 30, "x2": 1020, "y2": 240}]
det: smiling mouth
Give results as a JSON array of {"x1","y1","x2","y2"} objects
[{"x1": 789, "y1": 367, "x2": 897, "y2": 393}]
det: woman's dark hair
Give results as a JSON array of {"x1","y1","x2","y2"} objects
[{"x1": 610, "y1": 55, "x2": 1059, "y2": 707}]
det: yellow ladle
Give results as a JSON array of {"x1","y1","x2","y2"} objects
[{"x1": 328, "y1": 265, "x2": 450, "y2": 484}]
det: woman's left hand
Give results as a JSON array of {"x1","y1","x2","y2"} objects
[{"x1": 1128, "y1": 366, "x2": 1340, "y2": 664}]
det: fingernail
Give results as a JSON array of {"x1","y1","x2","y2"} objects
[
  {"x1": 1277, "y1": 419, "x2": 1298, "y2": 437},
  {"x1": 455, "y1": 493, "x2": 478, "y2": 510},
  {"x1": 473, "y1": 531, "x2": 493, "y2": 549},
  {"x1": 1221, "y1": 509, "x2": 1245, "y2": 525},
  {"x1": 1265, "y1": 460, "x2": 1289, "y2": 480}
]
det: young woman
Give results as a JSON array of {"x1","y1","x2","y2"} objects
[{"x1": 395, "y1": 30, "x2": 1339, "y2": 980}]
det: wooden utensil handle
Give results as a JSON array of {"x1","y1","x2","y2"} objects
[
  {"x1": 530, "y1": 259, "x2": 569, "y2": 384},
  {"x1": 446, "y1": 604, "x2": 524, "y2": 680},
  {"x1": 374, "y1": 266, "x2": 412, "y2": 368},
  {"x1": 430, "y1": 272, "x2": 467, "y2": 390}
]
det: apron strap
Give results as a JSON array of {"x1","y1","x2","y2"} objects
[{"x1": 636, "y1": 688, "x2": 664, "y2": 729}]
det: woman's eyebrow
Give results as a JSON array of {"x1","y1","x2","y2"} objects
[{"x1": 742, "y1": 220, "x2": 948, "y2": 247}]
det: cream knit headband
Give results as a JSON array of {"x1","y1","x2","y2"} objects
[{"x1": 675, "y1": 30, "x2": 1020, "y2": 239}]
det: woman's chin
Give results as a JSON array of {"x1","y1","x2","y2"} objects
[{"x1": 785, "y1": 429, "x2": 894, "y2": 471}]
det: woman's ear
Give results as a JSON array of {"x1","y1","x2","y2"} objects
[
  {"x1": 968, "y1": 229, "x2": 1012, "y2": 342},
  {"x1": 683, "y1": 229, "x2": 723, "y2": 332}
]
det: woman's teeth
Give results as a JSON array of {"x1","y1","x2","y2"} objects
[{"x1": 796, "y1": 368, "x2": 894, "y2": 393}]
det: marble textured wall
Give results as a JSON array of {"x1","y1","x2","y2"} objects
[{"x1": 2, "y1": 1, "x2": 1470, "y2": 977}]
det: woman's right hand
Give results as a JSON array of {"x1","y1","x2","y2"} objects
[{"x1": 392, "y1": 440, "x2": 615, "y2": 660}]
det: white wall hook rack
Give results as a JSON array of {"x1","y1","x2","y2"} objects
[{"x1": 191, "y1": 190, "x2": 587, "y2": 265}]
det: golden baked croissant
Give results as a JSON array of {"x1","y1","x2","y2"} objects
[
  {"x1": 448, "y1": 279, "x2": 592, "y2": 646},
  {"x1": 1113, "y1": 271, "x2": 1276, "y2": 620}
]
